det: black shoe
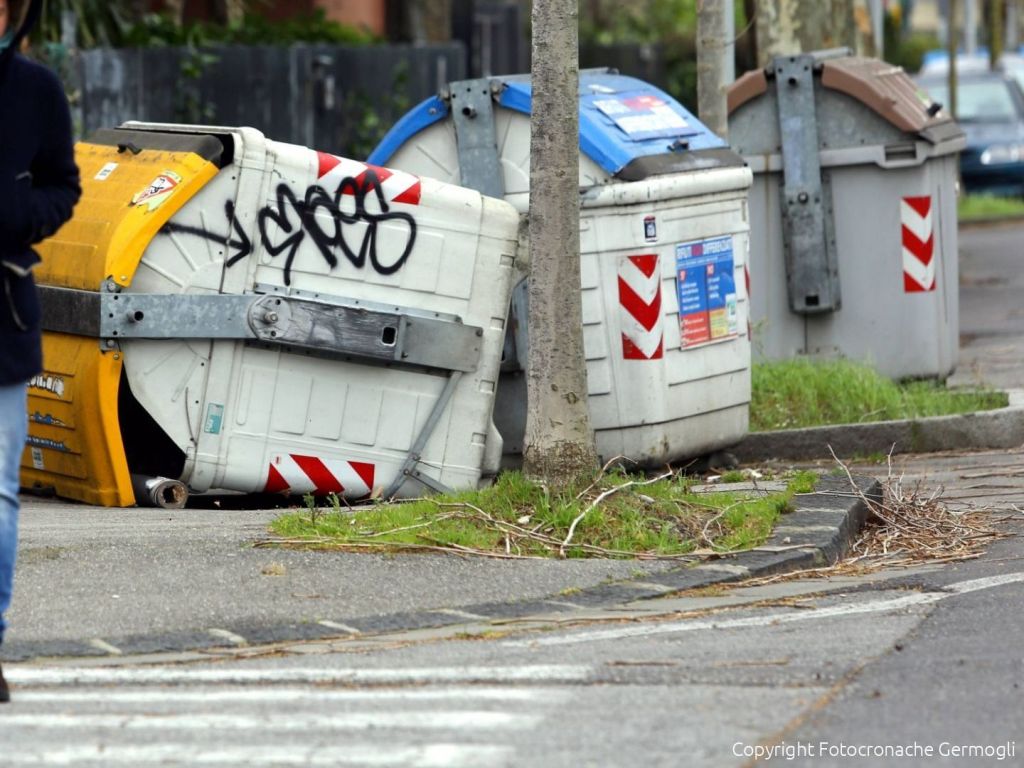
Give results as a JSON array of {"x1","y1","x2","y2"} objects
[{"x1": 0, "y1": 662, "x2": 9, "y2": 703}]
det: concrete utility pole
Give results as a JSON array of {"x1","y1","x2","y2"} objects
[
  {"x1": 522, "y1": 0, "x2": 598, "y2": 485},
  {"x1": 697, "y1": 0, "x2": 730, "y2": 139}
]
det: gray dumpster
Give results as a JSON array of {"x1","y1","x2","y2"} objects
[
  {"x1": 371, "y1": 70, "x2": 754, "y2": 469},
  {"x1": 727, "y1": 50, "x2": 965, "y2": 379}
]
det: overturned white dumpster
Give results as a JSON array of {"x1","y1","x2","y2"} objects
[{"x1": 27, "y1": 123, "x2": 519, "y2": 506}]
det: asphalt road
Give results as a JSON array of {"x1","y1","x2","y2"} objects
[
  {"x1": 948, "y1": 221, "x2": 1024, "y2": 390},
  {"x1": 3, "y1": 449, "x2": 1023, "y2": 767},
  {"x1": 3, "y1": 221, "x2": 1024, "y2": 765},
  {"x1": 6, "y1": 498, "x2": 680, "y2": 653}
]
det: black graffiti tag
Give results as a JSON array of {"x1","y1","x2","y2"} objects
[
  {"x1": 162, "y1": 200, "x2": 252, "y2": 265},
  {"x1": 258, "y1": 169, "x2": 417, "y2": 285},
  {"x1": 159, "y1": 171, "x2": 418, "y2": 287}
]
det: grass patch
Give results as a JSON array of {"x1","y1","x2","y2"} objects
[
  {"x1": 267, "y1": 469, "x2": 819, "y2": 560},
  {"x1": 958, "y1": 194, "x2": 1024, "y2": 222},
  {"x1": 751, "y1": 358, "x2": 1007, "y2": 432}
]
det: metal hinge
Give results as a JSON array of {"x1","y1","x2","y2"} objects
[{"x1": 773, "y1": 53, "x2": 841, "y2": 314}]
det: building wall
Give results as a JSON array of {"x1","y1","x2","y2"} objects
[
  {"x1": 316, "y1": 0, "x2": 387, "y2": 35},
  {"x1": 151, "y1": 0, "x2": 382, "y2": 28}
]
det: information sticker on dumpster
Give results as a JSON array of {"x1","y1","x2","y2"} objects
[
  {"x1": 675, "y1": 236, "x2": 738, "y2": 348},
  {"x1": 593, "y1": 94, "x2": 693, "y2": 141}
]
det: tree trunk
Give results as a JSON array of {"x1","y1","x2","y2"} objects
[
  {"x1": 162, "y1": 0, "x2": 186, "y2": 26},
  {"x1": 214, "y1": 0, "x2": 246, "y2": 25},
  {"x1": 991, "y1": 0, "x2": 1005, "y2": 70},
  {"x1": 948, "y1": 0, "x2": 960, "y2": 119},
  {"x1": 755, "y1": 0, "x2": 856, "y2": 65},
  {"x1": 128, "y1": 0, "x2": 149, "y2": 24},
  {"x1": 1011, "y1": 0, "x2": 1022, "y2": 49},
  {"x1": 523, "y1": 0, "x2": 598, "y2": 486},
  {"x1": 407, "y1": 0, "x2": 453, "y2": 43},
  {"x1": 697, "y1": 0, "x2": 729, "y2": 139}
]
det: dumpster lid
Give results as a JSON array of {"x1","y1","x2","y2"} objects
[
  {"x1": 87, "y1": 128, "x2": 233, "y2": 168},
  {"x1": 727, "y1": 55, "x2": 962, "y2": 145},
  {"x1": 371, "y1": 70, "x2": 735, "y2": 177}
]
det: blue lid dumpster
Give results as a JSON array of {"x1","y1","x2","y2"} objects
[{"x1": 371, "y1": 70, "x2": 754, "y2": 468}]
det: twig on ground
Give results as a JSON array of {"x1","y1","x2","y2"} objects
[{"x1": 559, "y1": 470, "x2": 674, "y2": 557}]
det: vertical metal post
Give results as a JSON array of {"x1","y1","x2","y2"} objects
[{"x1": 773, "y1": 53, "x2": 840, "y2": 314}]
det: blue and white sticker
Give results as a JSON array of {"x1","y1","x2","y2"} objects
[
  {"x1": 204, "y1": 403, "x2": 225, "y2": 435},
  {"x1": 675, "y1": 235, "x2": 738, "y2": 348}
]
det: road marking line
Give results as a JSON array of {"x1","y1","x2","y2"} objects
[
  {"x1": 208, "y1": 628, "x2": 248, "y2": 646},
  {"x1": 86, "y1": 639, "x2": 122, "y2": 656},
  {"x1": 502, "y1": 573, "x2": 1024, "y2": 648},
  {"x1": 7, "y1": 743, "x2": 510, "y2": 767},
  {"x1": 14, "y1": 686, "x2": 570, "y2": 705},
  {"x1": 317, "y1": 620, "x2": 362, "y2": 634},
  {"x1": 7, "y1": 664, "x2": 591, "y2": 686},
  {"x1": 0, "y1": 710, "x2": 540, "y2": 731}
]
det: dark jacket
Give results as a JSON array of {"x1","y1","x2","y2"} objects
[{"x1": 0, "y1": 0, "x2": 81, "y2": 386}]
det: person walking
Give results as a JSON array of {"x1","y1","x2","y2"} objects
[{"x1": 0, "y1": 0, "x2": 81, "y2": 702}]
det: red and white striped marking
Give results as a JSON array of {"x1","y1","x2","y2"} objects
[
  {"x1": 265, "y1": 454, "x2": 375, "y2": 498},
  {"x1": 618, "y1": 254, "x2": 663, "y2": 360},
  {"x1": 316, "y1": 151, "x2": 421, "y2": 206},
  {"x1": 901, "y1": 195, "x2": 935, "y2": 293}
]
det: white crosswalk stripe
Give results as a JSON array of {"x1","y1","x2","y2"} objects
[
  {"x1": 0, "y1": 666, "x2": 581, "y2": 767},
  {"x1": 7, "y1": 744, "x2": 510, "y2": 767}
]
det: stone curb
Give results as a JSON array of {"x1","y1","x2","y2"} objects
[
  {"x1": 2, "y1": 474, "x2": 879, "y2": 662},
  {"x1": 733, "y1": 391, "x2": 1024, "y2": 464},
  {"x1": 959, "y1": 214, "x2": 1024, "y2": 229}
]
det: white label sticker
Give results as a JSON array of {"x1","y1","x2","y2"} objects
[
  {"x1": 95, "y1": 162, "x2": 119, "y2": 181},
  {"x1": 31, "y1": 447, "x2": 44, "y2": 470}
]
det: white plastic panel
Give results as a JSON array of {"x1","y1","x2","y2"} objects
[
  {"x1": 123, "y1": 126, "x2": 519, "y2": 498},
  {"x1": 747, "y1": 155, "x2": 959, "y2": 379},
  {"x1": 386, "y1": 104, "x2": 753, "y2": 467}
]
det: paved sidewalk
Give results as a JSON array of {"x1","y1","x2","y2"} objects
[{"x1": 4, "y1": 474, "x2": 873, "y2": 661}]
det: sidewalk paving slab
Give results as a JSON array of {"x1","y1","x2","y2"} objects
[{"x1": 3, "y1": 474, "x2": 879, "y2": 662}]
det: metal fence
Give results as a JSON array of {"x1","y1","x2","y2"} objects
[{"x1": 75, "y1": 43, "x2": 466, "y2": 158}]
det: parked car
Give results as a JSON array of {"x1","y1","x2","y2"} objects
[
  {"x1": 916, "y1": 71, "x2": 1024, "y2": 197},
  {"x1": 918, "y1": 49, "x2": 1024, "y2": 94}
]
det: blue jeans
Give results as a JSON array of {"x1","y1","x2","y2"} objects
[{"x1": 0, "y1": 383, "x2": 26, "y2": 647}]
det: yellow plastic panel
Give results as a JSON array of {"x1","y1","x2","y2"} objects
[
  {"x1": 24, "y1": 140, "x2": 218, "y2": 506},
  {"x1": 21, "y1": 333, "x2": 134, "y2": 507},
  {"x1": 35, "y1": 142, "x2": 218, "y2": 290}
]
